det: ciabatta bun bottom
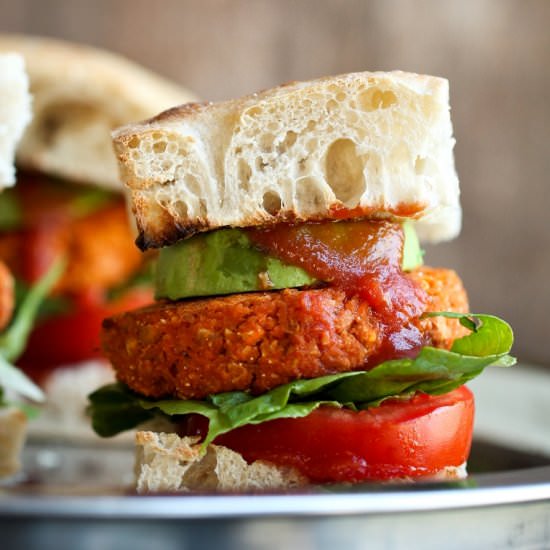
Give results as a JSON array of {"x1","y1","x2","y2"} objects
[
  {"x1": 134, "y1": 431, "x2": 467, "y2": 493},
  {"x1": 0, "y1": 406, "x2": 27, "y2": 478}
]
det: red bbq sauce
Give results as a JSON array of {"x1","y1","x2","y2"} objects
[{"x1": 247, "y1": 220, "x2": 428, "y2": 364}]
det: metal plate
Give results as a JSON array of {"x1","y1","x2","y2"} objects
[{"x1": 1, "y1": 364, "x2": 550, "y2": 550}]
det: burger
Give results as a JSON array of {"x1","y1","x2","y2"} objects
[
  {"x1": 0, "y1": 35, "x2": 196, "y2": 438},
  {"x1": 0, "y1": 51, "x2": 55, "y2": 477},
  {"x1": 88, "y1": 71, "x2": 514, "y2": 490}
]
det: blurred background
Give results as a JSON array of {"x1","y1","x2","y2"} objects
[{"x1": 1, "y1": 0, "x2": 548, "y2": 366}]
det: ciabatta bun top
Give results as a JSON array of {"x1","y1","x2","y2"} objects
[
  {"x1": 0, "y1": 53, "x2": 31, "y2": 190},
  {"x1": 0, "y1": 34, "x2": 197, "y2": 190},
  {"x1": 113, "y1": 71, "x2": 460, "y2": 249}
]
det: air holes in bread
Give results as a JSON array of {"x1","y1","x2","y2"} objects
[
  {"x1": 358, "y1": 88, "x2": 397, "y2": 112},
  {"x1": 173, "y1": 200, "x2": 188, "y2": 218},
  {"x1": 326, "y1": 99, "x2": 338, "y2": 112},
  {"x1": 263, "y1": 191, "x2": 282, "y2": 215},
  {"x1": 296, "y1": 178, "x2": 326, "y2": 214},
  {"x1": 153, "y1": 141, "x2": 167, "y2": 154},
  {"x1": 198, "y1": 198, "x2": 207, "y2": 218},
  {"x1": 238, "y1": 159, "x2": 252, "y2": 192},
  {"x1": 325, "y1": 139, "x2": 365, "y2": 206},
  {"x1": 278, "y1": 131, "x2": 297, "y2": 153},
  {"x1": 128, "y1": 136, "x2": 140, "y2": 149},
  {"x1": 260, "y1": 133, "x2": 275, "y2": 152}
]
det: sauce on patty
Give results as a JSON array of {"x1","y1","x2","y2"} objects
[{"x1": 247, "y1": 220, "x2": 428, "y2": 364}]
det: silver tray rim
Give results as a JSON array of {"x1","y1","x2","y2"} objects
[{"x1": 2, "y1": 465, "x2": 550, "y2": 520}]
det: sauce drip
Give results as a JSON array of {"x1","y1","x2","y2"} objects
[{"x1": 247, "y1": 220, "x2": 428, "y2": 364}]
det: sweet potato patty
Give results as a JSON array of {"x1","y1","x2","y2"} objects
[{"x1": 102, "y1": 267, "x2": 468, "y2": 400}]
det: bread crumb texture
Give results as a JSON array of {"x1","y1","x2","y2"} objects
[
  {"x1": 0, "y1": 407, "x2": 27, "y2": 478},
  {"x1": 135, "y1": 431, "x2": 307, "y2": 493}
]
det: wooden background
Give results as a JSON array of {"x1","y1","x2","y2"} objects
[{"x1": 1, "y1": 0, "x2": 549, "y2": 366}]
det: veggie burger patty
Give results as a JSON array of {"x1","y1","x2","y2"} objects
[{"x1": 102, "y1": 266, "x2": 468, "y2": 400}]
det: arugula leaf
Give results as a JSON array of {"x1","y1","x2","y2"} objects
[
  {"x1": 14, "y1": 279, "x2": 72, "y2": 321},
  {"x1": 0, "y1": 355, "x2": 44, "y2": 402},
  {"x1": 0, "y1": 257, "x2": 66, "y2": 362},
  {"x1": 88, "y1": 312, "x2": 515, "y2": 446},
  {"x1": 0, "y1": 257, "x2": 65, "y2": 406}
]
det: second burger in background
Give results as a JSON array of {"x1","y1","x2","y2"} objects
[
  {"x1": 0, "y1": 35, "x2": 197, "y2": 437},
  {"x1": 0, "y1": 51, "x2": 56, "y2": 477}
]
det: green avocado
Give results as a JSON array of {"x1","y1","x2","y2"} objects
[
  {"x1": 155, "y1": 229, "x2": 316, "y2": 300},
  {"x1": 401, "y1": 221, "x2": 424, "y2": 271},
  {"x1": 155, "y1": 222, "x2": 423, "y2": 300}
]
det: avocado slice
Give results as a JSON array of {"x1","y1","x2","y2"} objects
[
  {"x1": 155, "y1": 229, "x2": 316, "y2": 300},
  {"x1": 155, "y1": 223, "x2": 423, "y2": 300},
  {"x1": 402, "y1": 221, "x2": 424, "y2": 271}
]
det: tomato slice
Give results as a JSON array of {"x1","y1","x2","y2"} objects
[
  {"x1": 212, "y1": 386, "x2": 474, "y2": 483},
  {"x1": 18, "y1": 287, "x2": 153, "y2": 384}
]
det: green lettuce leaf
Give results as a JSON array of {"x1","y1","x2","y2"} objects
[
  {"x1": 0, "y1": 257, "x2": 65, "y2": 406},
  {"x1": 88, "y1": 383, "x2": 157, "y2": 436},
  {"x1": 88, "y1": 312, "x2": 515, "y2": 447},
  {"x1": 0, "y1": 354, "x2": 44, "y2": 403}
]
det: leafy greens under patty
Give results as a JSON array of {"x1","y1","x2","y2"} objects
[{"x1": 0, "y1": 258, "x2": 65, "y2": 411}]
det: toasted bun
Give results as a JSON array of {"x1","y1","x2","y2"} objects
[
  {"x1": 0, "y1": 407, "x2": 27, "y2": 478},
  {"x1": 0, "y1": 34, "x2": 197, "y2": 190},
  {"x1": 0, "y1": 53, "x2": 31, "y2": 190},
  {"x1": 134, "y1": 431, "x2": 466, "y2": 493},
  {"x1": 135, "y1": 432, "x2": 307, "y2": 493},
  {"x1": 113, "y1": 71, "x2": 460, "y2": 249}
]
